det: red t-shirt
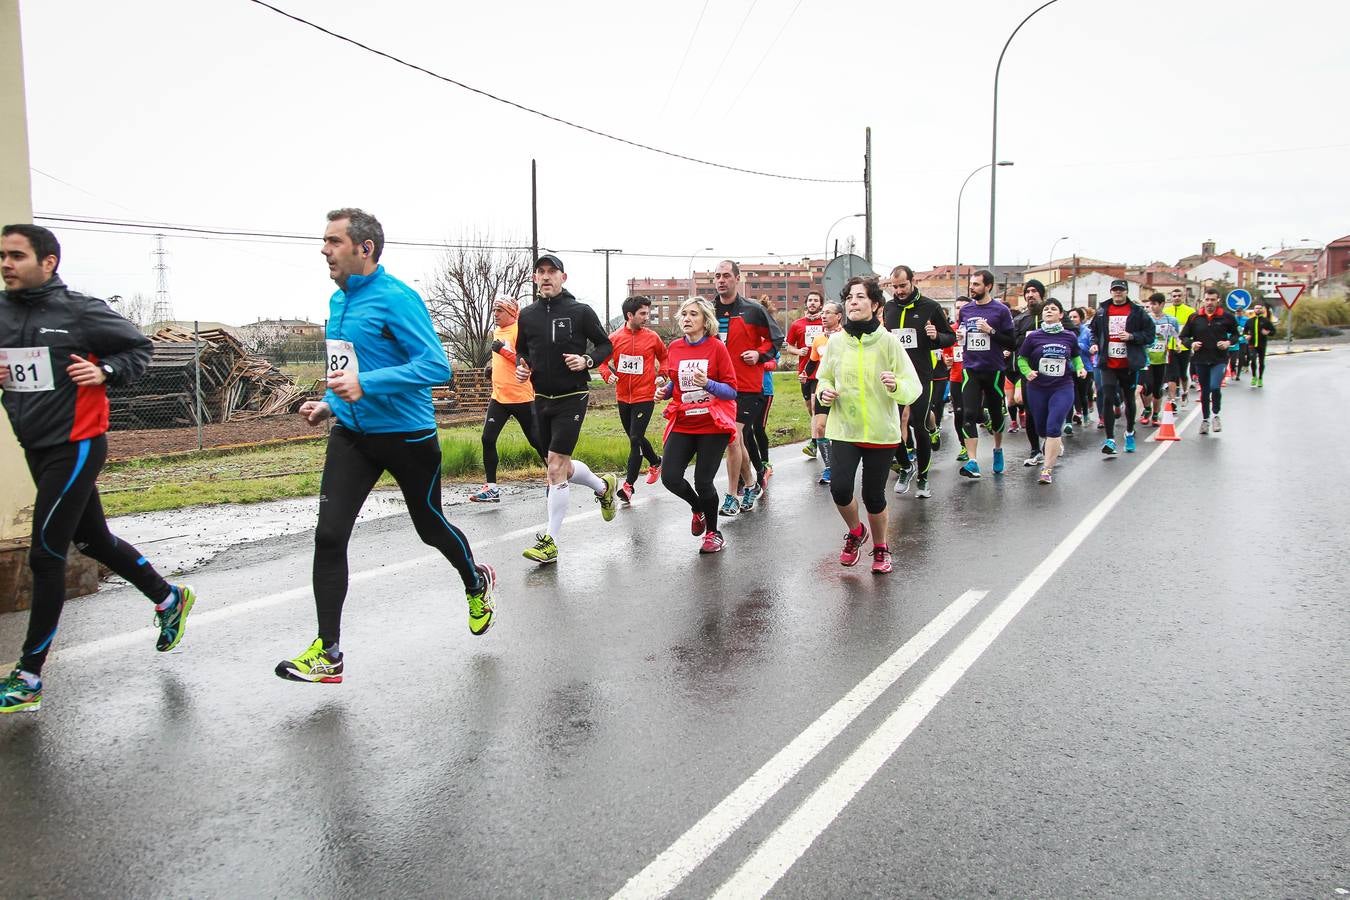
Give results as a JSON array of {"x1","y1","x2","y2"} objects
[
  {"x1": 599, "y1": 325, "x2": 667, "y2": 404},
  {"x1": 1106, "y1": 302, "x2": 1132, "y2": 370},
  {"x1": 660, "y1": 336, "x2": 738, "y2": 435},
  {"x1": 786, "y1": 315, "x2": 825, "y2": 374}
]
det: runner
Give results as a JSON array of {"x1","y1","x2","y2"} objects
[
  {"x1": 882, "y1": 264, "x2": 955, "y2": 499},
  {"x1": 751, "y1": 296, "x2": 780, "y2": 496},
  {"x1": 956, "y1": 271, "x2": 1016, "y2": 478},
  {"x1": 801, "y1": 301, "x2": 843, "y2": 484},
  {"x1": 514, "y1": 253, "x2": 618, "y2": 563},
  {"x1": 815, "y1": 277, "x2": 920, "y2": 573},
  {"x1": 786, "y1": 290, "x2": 826, "y2": 454},
  {"x1": 1163, "y1": 288, "x2": 1196, "y2": 404},
  {"x1": 1089, "y1": 279, "x2": 1155, "y2": 457},
  {"x1": 655, "y1": 298, "x2": 738, "y2": 554},
  {"x1": 1140, "y1": 292, "x2": 1180, "y2": 426},
  {"x1": 469, "y1": 296, "x2": 546, "y2": 503},
  {"x1": 272, "y1": 209, "x2": 496, "y2": 685},
  {"x1": 1016, "y1": 298, "x2": 1086, "y2": 485},
  {"x1": 946, "y1": 297, "x2": 969, "y2": 460},
  {"x1": 1067, "y1": 306, "x2": 1093, "y2": 433},
  {"x1": 1179, "y1": 286, "x2": 1239, "y2": 434},
  {"x1": 0, "y1": 224, "x2": 194, "y2": 713},
  {"x1": 598, "y1": 295, "x2": 667, "y2": 505},
  {"x1": 1244, "y1": 302, "x2": 1277, "y2": 387},
  {"x1": 710, "y1": 260, "x2": 780, "y2": 518},
  {"x1": 1011, "y1": 279, "x2": 1047, "y2": 466}
]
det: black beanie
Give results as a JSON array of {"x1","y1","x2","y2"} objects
[{"x1": 1025, "y1": 279, "x2": 1047, "y2": 300}]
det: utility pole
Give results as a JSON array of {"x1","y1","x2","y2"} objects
[
  {"x1": 593, "y1": 248, "x2": 623, "y2": 327},
  {"x1": 864, "y1": 127, "x2": 873, "y2": 265},
  {"x1": 530, "y1": 159, "x2": 538, "y2": 301},
  {"x1": 151, "y1": 235, "x2": 174, "y2": 326}
]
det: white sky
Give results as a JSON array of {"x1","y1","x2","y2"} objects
[{"x1": 17, "y1": 0, "x2": 1349, "y2": 325}]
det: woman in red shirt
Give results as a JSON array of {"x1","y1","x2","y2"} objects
[{"x1": 656, "y1": 298, "x2": 738, "y2": 553}]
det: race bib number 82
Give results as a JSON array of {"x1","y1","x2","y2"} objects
[{"x1": 326, "y1": 340, "x2": 359, "y2": 376}]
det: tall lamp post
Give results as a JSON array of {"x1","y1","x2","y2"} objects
[
  {"x1": 988, "y1": 0, "x2": 1061, "y2": 268},
  {"x1": 1048, "y1": 236, "x2": 1069, "y2": 269},
  {"x1": 956, "y1": 161, "x2": 1014, "y2": 302},
  {"x1": 687, "y1": 246, "x2": 714, "y2": 299},
  {"x1": 825, "y1": 213, "x2": 865, "y2": 262},
  {"x1": 593, "y1": 248, "x2": 623, "y2": 327}
]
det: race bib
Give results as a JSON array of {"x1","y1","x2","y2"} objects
[
  {"x1": 1108, "y1": 343, "x2": 1128, "y2": 359},
  {"x1": 326, "y1": 339, "x2": 359, "y2": 376},
  {"x1": 804, "y1": 324, "x2": 824, "y2": 345},
  {"x1": 1150, "y1": 338, "x2": 1166, "y2": 354},
  {"x1": 678, "y1": 358, "x2": 709, "y2": 392},
  {"x1": 1038, "y1": 357, "x2": 1066, "y2": 377},
  {"x1": 893, "y1": 327, "x2": 917, "y2": 348},
  {"x1": 0, "y1": 347, "x2": 55, "y2": 392},
  {"x1": 952, "y1": 344, "x2": 964, "y2": 362},
  {"x1": 680, "y1": 390, "x2": 711, "y2": 412},
  {"x1": 618, "y1": 354, "x2": 644, "y2": 375},
  {"x1": 967, "y1": 331, "x2": 990, "y2": 352}
]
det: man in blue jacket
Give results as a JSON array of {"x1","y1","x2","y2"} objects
[{"x1": 275, "y1": 209, "x2": 497, "y2": 685}]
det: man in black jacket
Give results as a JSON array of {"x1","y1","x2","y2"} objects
[
  {"x1": 1011, "y1": 279, "x2": 1047, "y2": 466},
  {"x1": 1179, "y1": 287, "x2": 1239, "y2": 433},
  {"x1": 0, "y1": 224, "x2": 194, "y2": 714},
  {"x1": 1244, "y1": 302, "x2": 1278, "y2": 387},
  {"x1": 882, "y1": 265, "x2": 955, "y2": 499},
  {"x1": 514, "y1": 254, "x2": 618, "y2": 563},
  {"x1": 1090, "y1": 280, "x2": 1155, "y2": 455}
]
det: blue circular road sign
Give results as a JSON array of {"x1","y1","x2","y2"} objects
[{"x1": 1226, "y1": 289, "x2": 1253, "y2": 312}]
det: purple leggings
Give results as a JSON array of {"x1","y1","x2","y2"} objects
[{"x1": 1025, "y1": 382, "x2": 1076, "y2": 439}]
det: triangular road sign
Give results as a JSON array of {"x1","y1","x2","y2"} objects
[{"x1": 1276, "y1": 284, "x2": 1305, "y2": 308}]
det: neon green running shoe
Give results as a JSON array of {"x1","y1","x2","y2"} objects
[
  {"x1": 154, "y1": 584, "x2": 196, "y2": 652},
  {"x1": 467, "y1": 563, "x2": 496, "y2": 636},
  {"x1": 597, "y1": 473, "x2": 618, "y2": 522},
  {"x1": 523, "y1": 532, "x2": 558, "y2": 565},
  {"x1": 275, "y1": 638, "x2": 344, "y2": 683},
  {"x1": 0, "y1": 667, "x2": 41, "y2": 714}
]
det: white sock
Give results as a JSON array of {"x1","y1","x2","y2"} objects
[
  {"x1": 19, "y1": 669, "x2": 40, "y2": 687},
  {"x1": 567, "y1": 460, "x2": 606, "y2": 494},
  {"x1": 547, "y1": 482, "x2": 570, "y2": 538},
  {"x1": 485, "y1": 482, "x2": 497, "y2": 490},
  {"x1": 155, "y1": 586, "x2": 178, "y2": 612}
]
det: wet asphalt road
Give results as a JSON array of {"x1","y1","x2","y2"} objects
[{"x1": 2, "y1": 348, "x2": 1347, "y2": 899}]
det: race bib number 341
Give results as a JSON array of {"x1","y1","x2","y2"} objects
[{"x1": 0, "y1": 347, "x2": 56, "y2": 392}]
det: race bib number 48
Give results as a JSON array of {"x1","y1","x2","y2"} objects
[
  {"x1": 326, "y1": 340, "x2": 359, "y2": 376},
  {"x1": 894, "y1": 327, "x2": 917, "y2": 349},
  {"x1": 0, "y1": 347, "x2": 56, "y2": 392}
]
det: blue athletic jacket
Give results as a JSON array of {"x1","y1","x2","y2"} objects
[{"x1": 323, "y1": 266, "x2": 450, "y2": 434}]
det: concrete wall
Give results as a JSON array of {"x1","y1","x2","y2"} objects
[{"x1": 1, "y1": 3, "x2": 35, "y2": 542}]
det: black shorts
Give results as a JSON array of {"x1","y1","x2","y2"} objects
[
  {"x1": 735, "y1": 392, "x2": 766, "y2": 426},
  {"x1": 800, "y1": 376, "x2": 815, "y2": 402},
  {"x1": 1166, "y1": 349, "x2": 1190, "y2": 382},
  {"x1": 534, "y1": 392, "x2": 589, "y2": 456},
  {"x1": 1141, "y1": 364, "x2": 1167, "y2": 397}
]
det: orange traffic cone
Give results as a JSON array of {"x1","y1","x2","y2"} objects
[{"x1": 1154, "y1": 400, "x2": 1181, "y2": 442}]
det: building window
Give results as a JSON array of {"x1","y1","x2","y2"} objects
[{"x1": 1087, "y1": 293, "x2": 1098, "y2": 306}]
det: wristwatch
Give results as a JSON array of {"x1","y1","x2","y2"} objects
[
  {"x1": 583, "y1": 355, "x2": 594, "y2": 369},
  {"x1": 100, "y1": 364, "x2": 114, "y2": 381}
]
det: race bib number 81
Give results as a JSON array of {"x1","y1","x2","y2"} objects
[{"x1": 0, "y1": 347, "x2": 56, "y2": 392}]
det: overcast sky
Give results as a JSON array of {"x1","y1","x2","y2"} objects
[{"x1": 17, "y1": 0, "x2": 1349, "y2": 325}]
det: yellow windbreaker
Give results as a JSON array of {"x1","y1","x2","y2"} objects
[{"x1": 817, "y1": 327, "x2": 921, "y2": 444}]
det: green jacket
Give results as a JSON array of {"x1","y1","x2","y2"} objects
[{"x1": 817, "y1": 328, "x2": 921, "y2": 444}]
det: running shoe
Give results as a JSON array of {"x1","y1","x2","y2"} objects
[
  {"x1": 1139, "y1": 413, "x2": 1151, "y2": 426},
  {"x1": 992, "y1": 448, "x2": 1005, "y2": 474},
  {"x1": 1063, "y1": 422, "x2": 1075, "y2": 436},
  {"x1": 645, "y1": 463, "x2": 662, "y2": 485},
  {"x1": 467, "y1": 563, "x2": 496, "y2": 636},
  {"x1": 275, "y1": 638, "x2": 343, "y2": 683},
  {"x1": 523, "y1": 532, "x2": 558, "y2": 564},
  {"x1": 0, "y1": 668, "x2": 40, "y2": 714},
  {"x1": 840, "y1": 524, "x2": 869, "y2": 567},
  {"x1": 1102, "y1": 438, "x2": 1118, "y2": 456},
  {"x1": 960, "y1": 461, "x2": 981, "y2": 479},
  {"x1": 691, "y1": 512, "x2": 707, "y2": 537},
  {"x1": 740, "y1": 487, "x2": 756, "y2": 513},
  {"x1": 468, "y1": 485, "x2": 500, "y2": 503},
  {"x1": 818, "y1": 467, "x2": 831, "y2": 485},
  {"x1": 1008, "y1": 421, "x2": 1020, "y2": 434},
  {"x1": 802, "y1": 441, "x2": 818, "y2": 459},
  {"x1": 1199, "y1": 419, "x2": 1210, "y2": 435},
  {"x1": 1124, "y1": 432, "x2": 1136, "y2": 453},
  {"x1": 930, "y1": 429, "x2": 941, "y2": 451},
  {"x1": 956, "y1": 447, "x2": 970, "y2": 463},
  {"x1": 870, "y1": 545, "x2": 893, "y2": 574},
  {"x1": 1151, "y1": 415, "x2": 1162, "y2": 427},
  {"x1": 720, "y1": 494, "x2": 741, "y2": 518},
  {"x1": 914, "y1": 477, "x2": 932, "y2": 499},
  {"x1": 894, "y1": 466, "x2": 913, "y2": 495},
  {"x1": 1096, "y1": 421, "x2": 1105, "y2": 430},
  {"x1": 1038, "y1": 467, "x2": 1053, "y2": 485},
  {"x1": 1254, "y1": 377, "x2": 1263, "y2": 388},
  {"x1": 1023, "y1": 451, "x2": 1044, "y2": 467},
  {"x1": 700, "y1": 531, "x2": 725, "y2": 554},
  {"x1": 155, "y1": 585, "x2": 196, "y2": 653},
  {"x1": 1213, "y1": 415, "x2": 1222, "y2": 433},
  {"x1": 617, "y1": 481, "x2": 634, "y2": 505},
  {"x1": 597, "y1": 474, "x2": 618, "y2": 522}
]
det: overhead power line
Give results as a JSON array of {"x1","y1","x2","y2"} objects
[
  {"x1": 244, "y1": 0, "x2": 859, "y2": 185},
  {"x1": 660, "y1": 0, "x2": 711, "y2": 116}
]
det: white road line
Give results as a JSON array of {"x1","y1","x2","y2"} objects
[
  {"x1": 609, "y1": 588, "x2": 989, "y2": 900},
  {"x1": 709, "y1": 404, "x2": 1203, "y2": 899}
]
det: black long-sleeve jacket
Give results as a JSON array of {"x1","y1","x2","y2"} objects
[
  {"x1": 514, "y1": 289, "x2": 613, "y2": 397},
  {"x1": 0, "y1": 275, "x2": 152, "y2": 449},
  {"x1": 882, "y1": 292, "x2": 956, "y2": 382}
]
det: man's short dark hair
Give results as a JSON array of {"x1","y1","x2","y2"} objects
[
  {"x1": 622, "y1": 295, "x2": 652, "y2": 321},
  {"x1": 2, "y1": 224, "x2": 61, "y2": 271},
  {"x1": 326, "y1": 208, "x2": 384, "y2": 262},
  {"x1": 973, "y1": 269, "x2": 995, "y2": 287},
  {"x1": 1204, "y1": 287, "x2": 1220, "y2": 297},
  {"x1": 890, "y1": 264, "x2": 915, "y2": 282},
  {"x1": 719, "y1": 259, "x2": 741, "y2": 277},
  {"x1": 1148, "y1": 292, "x2": 1166, "y2": 304},
  {"x1": 805, "y1": 290, "x2": 823, "y2": 302}
]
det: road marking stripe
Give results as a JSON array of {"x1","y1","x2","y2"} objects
[
  {"x1": 709, "y1": 404, "x2": 1202, "y2": 899},
  {"x1": 610, "y1": 588, "x2": 989, "y2": 900}
]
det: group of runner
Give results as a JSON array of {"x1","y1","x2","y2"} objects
[{"x1": 0, "y1": 215, "x2": 1264, "y2": 707}]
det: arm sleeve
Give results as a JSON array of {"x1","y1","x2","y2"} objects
[
  {"x1": 583, "y1": 308, "x2": 613, "y2": 366},
  {"x1": 706, "y1": 342, "x2": 738, "y2": 399},
  {"x1": 1016, "y1": 355, "x2": 1033, "y2": 378},
  {"x1": 1178, "y1": 317, "x2": 1195, "y2": 348},
  {"x1": 514, "y1": 313, "x2": 531, "y2": 369},
  {"x1": 597, "y1": 328, "x2": 621, "y2": 379},
  {"x1": 1131, "y1": 310, "x2": 1157, "y2": 346},
  {"x1": 81, "y1": 297, "x2": 154, "y2": 385},
  {"x1": 933, "y1": 307, "x2": 957, "y2": 348},
  {"x1": 358, "y1": 290, "x2": 452, "y2": 394},
  {"x1": 890, "y1": 341, "x2": 922, "y2": 406},
  {"x1": 816, "y1": 339, "x2": 837, "y2": 401},
  {"x1": 495, "y1": 343, "x2": 518, "y2": 366},
  {"x1": 1073, "y1": 356, "x2": 1085, "y2": 374}
]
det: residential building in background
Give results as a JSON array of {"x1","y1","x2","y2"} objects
[
  {"x1": 1316, "y1": 235, "x2": 1350, "y2": 286},
  {"x1": 1023, "y1": 256, "x2": 1125, "y2": 287},
  {"x1": 1045, "y1": 272, "x2": 1145, "y2": 307}
]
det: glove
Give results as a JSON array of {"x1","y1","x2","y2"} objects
[{"x1": 490, "y1": 340, "x2": 505, "y2": 353}]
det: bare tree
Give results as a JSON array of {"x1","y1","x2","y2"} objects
[
  {"x1": 424, "y1": 235, "x2": 532, "y2": 368},
  {"x1": 113, "y1": 292, "x2": 151, "y2": 331},
  {"x1": 237, "y1": 320, "x2": 291, "y2": 355}
]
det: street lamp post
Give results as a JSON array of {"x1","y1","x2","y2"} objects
[
  {"x1": 1048, "y1": 236, "x2": 1069, "y2": 268},
  {"x1": 956, "y1": 162, "x2": 1014, "y2": 302},
  {"x1": 825, "y1": 213, "x2": 865, "y2": 262},
  {"x1": 989, "y1": 0, "x2": 1061, "y2": 268},
  {"x1": 593, "y1": 248, "x2": 623, "y2": 327},
  {"x1": 687, "y1": 246, "x2": 714, "y2": 299}
]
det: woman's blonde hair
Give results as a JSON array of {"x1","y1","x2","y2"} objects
[{"x1": 678, "y1": 297, "x2": 719, "y2": 336}]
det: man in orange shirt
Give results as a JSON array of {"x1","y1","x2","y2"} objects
[
  {"x1": 599, "y1": 295, "x2": 668, "y2": 503},
  {"x1": 469, "y1": 296, "x2": 546, "y2": 502}
]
